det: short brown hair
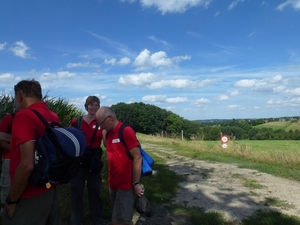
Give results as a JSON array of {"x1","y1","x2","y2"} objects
[
  {"x1": 14, "y1": 79, "x2": 42, "y2": 100},
  {"x1": 84, "y1": 96, "x2": 100, "y2": 110}
]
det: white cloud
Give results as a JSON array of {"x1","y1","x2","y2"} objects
[
  {"x1": 104, "y1": 57, "x2": 131, "y2": 66},
  {"x1": 227, "y1": 104, "x2": 244, "y2": 109},
  {"x1": 248, "y1": 31, "x2": 256, "y2": 37},
  {"x1": 120, "y1": 0, "x2": 136, "y2": 2},
  {"x1": 192, "y1": 98, "x2": 210, "y2": 105},
  {"x1": 118, "y1": 73, "x2": 157, "y2": 86},
  {"x1": 0, "y1": 42, "x2": 7, "y2": 51},
  {"x1": 218, "y1": 95, "x2": 229, "y2": 101},
  {"x1": 228, "y1": 90, "x2": 240, "y2": 96},
  {"x1": 40, "y1": 71, "x2": 76, "y2": 81},
  {"x1": 66, "y1": 61, "x2": 100, "y2": 68},
  {"x1": 104, "y1": 58, "x2": 117, "y2": 66},
  {"x1": 142, "y1": 95, "x2": 167, "y2": 102},
  {"x1": 148, "y1": 36, "x2": 171, "y2": 47},
  {"x1": 165, "y1": 97, "x2": 189, "y2": 103},
  {"x1": 228, "y1": 0, "x2": 244, "y2": 10},
  {"x1": 0, "y1": 73, "x2": 18, "y2": 82},
  {"x1": 266, "y1": 99, "x2": 285, "y2": 105},
  {"x1": 235, "y1": 79, "x2": 258, "y2": 88},
  {"x1": 148, "y1": 78, "x2": 216, "y2": 89},
  {"x1": 127, "y1": 0, "x2": 213, "y2": 14},
  {"x1": 133, "y1": 49, "x2": 190, "y2": 71},
  {"x1": 234, "y1": 75, "x2": 288, "y2": 94},
  {"x1": 10, "y1": 41, "x2": 31, "y2": 59},
  {"x1": 285, "y1": 87, "x2": 300, "y2": 95},
  {"x1": 141, "y1": 95, "x2": 188, "y2": 103},
  {"x1": 119, "y1": 72, "x2": 217, "y2": 89},
  {"x1": 118, "y1": 57, "x2": 131, "y2": 65},
  {"x1": 276, "y1": 0, "x2": 300, "y2": 11}
]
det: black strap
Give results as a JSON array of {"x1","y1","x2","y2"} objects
[
  {"x1": 76, "y1": 116, "x2": 99, "y2": 147},
  {"x1": 30, "y1": 109, "x2": 60, "y2": 128},
  {"x1": 118, "y1": 123, "x2": 133, "y2": 159},
  {"x1": 6, "y1": 113, "x2": 15, "y2": 134},
  {"x1": 90, "y1": 123, "x2": 99, "y2": 147},
  {"x1": 76, "y1": 116, "x2": 83, "y2": 129}
]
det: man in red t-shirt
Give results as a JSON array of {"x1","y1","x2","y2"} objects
[
  {"x1": 0, "y1": 113, "x2": 14, "y2": 215},
  {"x1": 2, "y1": 79, "x2": 62, "y2": 225},
  {"x1": 96, "y1": 106, "x2": 144, "y2": 225}
]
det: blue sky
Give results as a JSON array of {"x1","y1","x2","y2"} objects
[{"x1": 1, "y1": 0, "x2": 300, "y2": 120}]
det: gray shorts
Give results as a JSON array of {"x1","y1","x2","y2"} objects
[
  {"x1": 109, "y1": 188, "x2": 134, "y2": 224},
  {"x1": 0, "y1": 158, "x2": 10, "y2": 204}
]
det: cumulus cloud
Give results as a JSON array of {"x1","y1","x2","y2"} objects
[
  {"x1": 142, "y1": 95, "x2": 188, "y2": 103},
  {"x1": 148, "y1": 78, "x2": 216, "y2": 89},
  {"x1": 0, "y1": 42, "x2": 7, "y2": 51},
  {"x1": 285, "y1": 87, "x2": 300, "y2": 95},
  {"x1": 133, "y1": 49, "x2": 190, "y2": 71},
  {"x1": 104, "y1": 57, "x2": 131, "y2": 66},
  {"x1": 228, "y1": 90, "x2": 240, "y2": 96},
  {"x1": 217, "y1": 95, "x2": 229, "y2": 101},
  {"x1": 235, "y1": 75, "x2": 286, "y2": 93},
  {"x1": 276, "y1": 0, "x2": 300, "y2": 11},
  {"x1": 118, "y1": 73, "x2": 157, "y2": 86},
  {"x1": 235, "y1": 79, "x2": 258, "y2": 88},
  {"x1": 119, "y1": 72, "x2": 217, "y2": 90},
  {"x1": 10, "y1": 41, "x2": 31, "y2": 59},
  {"x1": 228, "y1": 0, "x2": 244, "y2": 10},
  {"x1": 122, "y1": 0, "x2": 212, "y2": 14},
  {"x1": 40, "y1": 71, "x2": 76, "y2": 81},
  {"x1": 66, "y1": 61, "x2": 100, "y2": 68},
  {"x1": 227, "y1": 104, "x2": 245, "y2": 110},
  {"x1": 0, "y1": 73, "x2": 18, "y2": 82},
  {"x1": 192, "y1": 98, "x2": 210, "y2": 105}
]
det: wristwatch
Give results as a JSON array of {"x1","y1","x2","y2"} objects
[
  {"x1": 132, "y1": 181, "x2": 140, "y2": 186},
  {"x1": 5, "y1": 196, "x2": 20, "y2": 205}
]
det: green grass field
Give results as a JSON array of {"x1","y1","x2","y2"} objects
[{"x1": 255, "y1": 121, "x2": 300, "y2": 131}]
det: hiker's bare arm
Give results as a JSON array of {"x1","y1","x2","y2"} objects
[
  {"x1": 7, "y1": 141, "x2": 35, "y2": 206},
  {"x1": 130, "y1": 147, "x2": 144, "y2": 196},
  {"x1": 0, "y1": 132, "x2": 11, "y2": 142},
  {"x1": 0, "y1": 140, "x2": 10, "y2": 150}
]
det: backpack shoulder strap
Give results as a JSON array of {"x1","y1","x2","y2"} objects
[
  {"x1": 89, "y1": 123, "x2": 99, "y2": 147},
  {"x1": 75, "y1": 116, "x2": 83, "y2": 129},
  {"x1": 30, "y1": 109, "x2": 59, "y2": 128},
  {"x1": 7, "y1": 113, "x2": 15, "y2": 134},
  {"x1": 118, "y1": 123, "x2": 133, "y2": 159}
]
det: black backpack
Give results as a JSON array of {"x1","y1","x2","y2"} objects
[{"x1": 29, "y1": 109, "x2": 86, "y2": 188}]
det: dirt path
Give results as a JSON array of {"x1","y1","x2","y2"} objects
[{"x1": 135, "y1": 143, "x2": 300, "y2": 224}]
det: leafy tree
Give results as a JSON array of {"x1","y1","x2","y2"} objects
[
  {"x1": 166, "y1": 113, "x2": 184, "y2": 136},
  {"x1": 207, "y1": 126, "x2": 221, "y2": 140}
]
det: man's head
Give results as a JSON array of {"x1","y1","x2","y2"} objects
[
  {"x1": 14, "y1": 79, "x2": 42, "y2": 110},
  {"x1": 95, "y1": 106, "x2": 117, "y2": 132}
]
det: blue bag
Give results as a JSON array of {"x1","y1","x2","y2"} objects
[
  {"x1": 29, "y1": 109, "x2": 86, "y2": 188},
  {"x1": 118, "y1": 123, "x2": 154, "y2": 177}
]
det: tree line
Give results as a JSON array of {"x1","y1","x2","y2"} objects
[
  {"x1": 111, "y1": 102, "x2": 300, "y2": 141},
  {"x1": 1, "y1": 94, "x2": 298, "y2": 141}
]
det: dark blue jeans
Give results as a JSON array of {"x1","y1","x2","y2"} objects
[{"x1": 70, "y1": 167, "x2": 103, "y2": 225}]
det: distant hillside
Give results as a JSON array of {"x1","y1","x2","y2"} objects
[{"x1": 255, "y1": 121, "x2": 300, "y2": 131}]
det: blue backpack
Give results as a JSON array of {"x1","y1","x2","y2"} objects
[
  {"x1": 29, "y1": 109, "x2": 86, "y2": 188},
  {"x1": 118, "y1": 123, "x2": 154, "y2": 177}
]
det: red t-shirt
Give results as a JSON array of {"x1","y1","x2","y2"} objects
[
  {"x1": 106, "y1": 121, "x2": 139, "y2": 190},
  {"x1": 70, "y1": 117, "x2": 103, "y2": 148},
  {"x1": 10, "y1": 102, "x2": 60, "y2": 199},
  {"x1": 0, "y1": 113, "x2": 14, "y2": 159}
]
